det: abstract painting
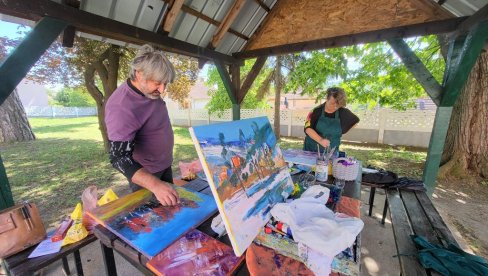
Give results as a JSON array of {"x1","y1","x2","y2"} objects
[
  {"x1": 146, "y1": 229, "x2": 243, "y2": 276},
  {"x1": 282, "y1": 148, "x2": 317, "y2": 167},
  {"x1": 190, "y1": 116, "x2": 294, "y2": 256},
  {"x1": 87, "y1": 187, "x2": 217, "y2": 258}
]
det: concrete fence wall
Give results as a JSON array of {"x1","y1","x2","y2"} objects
[{"x1": 168, "y1": 107, "x2": 436, "y2": 148}]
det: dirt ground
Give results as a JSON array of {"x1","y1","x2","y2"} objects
[{"x1": 432, "y1": 178, "x2": 488, "y2": 259}]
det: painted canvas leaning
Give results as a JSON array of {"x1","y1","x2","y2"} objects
[
  {"x1": 146, "y1": 229, "x2": 243, "y2": 276},
  {"x1": 87, "y1": 187, "x2": 217, "y2": 258},
  {"x1": 190, "y1": 116, "x2": 294, "y2": 256}
]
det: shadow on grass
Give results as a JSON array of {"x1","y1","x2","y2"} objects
[{"x1": 33, "y1": 122, "x2": 97, "y2": 134}]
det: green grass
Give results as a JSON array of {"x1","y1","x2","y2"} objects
[{"x1": 0, "y1": 117, "x2": 426, "y2": 227}]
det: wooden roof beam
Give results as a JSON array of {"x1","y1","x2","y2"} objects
[
  {"x1": 162, "y1": 0, "x2": 184, "y2": 33},
  {"x1": 0, "y1": 0, "x2": 241, "y2": 64},
  {"x1": 210, "y1": 0, "x2": 246, "y2": 49},
  {"x1": 238, "y1": 56, "x2": 267, "y2": 103},
  {"x1": 160, "y1": 0, "x2": 249, "y2": 41},
  {"x1": 235, "y1": 17, "x2": 467, "y2": 59}
]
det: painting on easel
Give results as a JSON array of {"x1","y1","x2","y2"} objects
[
  {"x1": 190, "y1": 117, "x2": 294, "y2": 256},
  {"x1": 86, "y1": 187, "x2": 217, "y2": 258},
  {"x1": 146, "y1": 229, "x2": 243, "y2": 276}
]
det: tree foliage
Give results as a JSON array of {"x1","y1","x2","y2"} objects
[
  {"x1": 205, "y1": 59, "x2": 272, "y2": 116},
  {"x1": 49, "y1": 87, "x2": 96, "y2": 107},
  {"x1": 286, "y1": 35, "x2": 445, "y2": 110}
]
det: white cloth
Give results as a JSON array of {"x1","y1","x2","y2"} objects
[
  {"x1": 298, "y1": 242, "x2": 333, "y2": 276},
  {"x1": 270, "y1": 185, "x2": 364, "y2": 257}
]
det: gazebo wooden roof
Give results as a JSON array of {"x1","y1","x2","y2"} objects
[{"x1": 0, "y1": 0, "x2": 487, "y2": 208}]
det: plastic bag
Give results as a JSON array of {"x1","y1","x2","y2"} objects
[
  {"x1": 81, "y1": 185, "x2": 98, "y2": 231},
  {"x1": 179, "y1": 159, "x2": 203, "y2": 181},
  {"x1": 62, "y1": 203, "x2": 89, "y2": 247}
]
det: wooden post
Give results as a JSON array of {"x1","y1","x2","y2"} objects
[
  {"x1": 423, "y1": 22, "x2": 488, "y2": 194},
  {"x1": 0, "y1": 17, "x2": 67, "y2": 106},
  {"x1": 0, "y1": 17, "x2": 67, "y2": 209},
  {"x1": 0, "y1": 154, "x2": 14, "y2": 210},
  {"x1": 377, "y1": 109, "x2": 386, "y2": 144}
]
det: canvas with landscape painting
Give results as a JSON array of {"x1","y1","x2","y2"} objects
[
  {"x1": 190, "y1": 116, "x2": 294, "y2": 256},
  {"x1": 87, "y1": 187, "x2": 217, "y2": 258},
  {"x1": 146, "y1": 229, "x2": 243, "y2": 276}
]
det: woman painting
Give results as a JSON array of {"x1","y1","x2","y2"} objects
[{"x1": 303, "y1": 87, "x2": 359, "y2": 152}]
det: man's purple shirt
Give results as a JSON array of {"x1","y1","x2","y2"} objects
[{"x1": 105, "y1": 81, "x2": 174, "y2": 173}]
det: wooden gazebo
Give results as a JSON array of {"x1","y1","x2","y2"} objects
[{"x1": 0, "y1": 0, "x2": 487, "y2": 208}]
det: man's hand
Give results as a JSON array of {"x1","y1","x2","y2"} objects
[
  {"x1": 318, "y1": 138, "x2": 330, "y2": 148},
  {"x1": 152, "y1": 181, "x2": 180, "y2": 206},
  {"x1": 131, "y1": 168, "x2": 180, "y2": 206}
]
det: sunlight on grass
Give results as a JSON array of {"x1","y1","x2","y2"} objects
[{"x1": 0, "y1": 117, "x2": 428, "y2": 226}]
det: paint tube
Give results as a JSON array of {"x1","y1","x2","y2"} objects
[{"x1": 275, "y1": 221, "x2": 293, "y2": 239}]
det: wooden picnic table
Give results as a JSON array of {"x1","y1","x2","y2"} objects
[
  {"x1": 92, "y1": 170, "x2": 362, "y2": 276},
  {"x1": 92, "y1": 178, "x2": 248, "y2": 275},
  {"x1": 3, "y1": 234, "x2": 97, "y2": 275}
]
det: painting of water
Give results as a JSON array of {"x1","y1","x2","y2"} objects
[
  {"x1": 87, "y1": 187, "x2": 217, "y2": 258},
  {"x1": 190, "y1": 116, "x2": 294, "y2": 256},
  {"x1": 146, "y1": 229, "x2": 243, "y2": 276}
]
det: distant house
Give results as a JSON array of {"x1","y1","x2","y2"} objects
[{"x1": 16, "y1": 79, "x2": 49, "y2": 107}]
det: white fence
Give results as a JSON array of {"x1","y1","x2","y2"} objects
[
  {"x1": 25, "y1": 105, "x2": 436, "y2": 147},
  {"x1": 26, "y1": 106, "x2": 97, "y2": 117},
  {"x1": 168, "y1": 107, "x2": 436, "y2": 148}
]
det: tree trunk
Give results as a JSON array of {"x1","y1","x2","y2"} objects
[
  {"x1": 440, "y1": 51, "x2": 488, "y2": 178},
  {"x1": 0, "y1": 89, "x2": 35, "y2": 143},
  {"x1": 273, "y1": 56, "x2": 283, "y2": 139},
  {"x1": 83, "y1": 45, "x2": 121, "y2": 152}
]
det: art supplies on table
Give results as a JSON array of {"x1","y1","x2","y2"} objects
[
  {"x1": 86, "y1": 187, "x2": 217, "y2": 258},
  {"x1": 333, "y1": 157, "x2": 360, "y2": 181},
  {"x1": 51, "y1": 218, "x2": 73, "y2": 242},
  {"x1": 146, "y1": 229, "x2": 243, "y2": 276},
  {"x1": 190, "y1": 117, "x2": 294, "y2": 256}
]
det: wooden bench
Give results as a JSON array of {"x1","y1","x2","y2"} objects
[
  {"x1": 386, "y1": 188, "x2": 458, "y2": 275},
  {"x1": 3, "y1": 234, "x2": 97, "y2": 275}
]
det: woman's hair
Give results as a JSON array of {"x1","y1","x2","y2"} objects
[
  {"x1": 129, "y1": 44, "x2": 175, "y2": 84},
  {"x1": 326, "y1": 87, "x2": 347, "y2": 107}
]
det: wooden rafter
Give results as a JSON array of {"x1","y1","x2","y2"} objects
[
  {"x1": 162, "y1": 0, "x2": 184, "y2": 33},
  {"x1": 235, "y1": 17, "x2": 466, "y2": 59},
  {"x1": 254, "y1": 0, "x2": 270, "y2": 12},
  {"x1": 239, "y1": 56, "x2": 267, "y2": 103},
  {"x1": 160, "y1": 0, "x2": 249, "y2": 41},
  {"x1": 0, "y1": 0, "x2": 240, "y2": 64},
  {"x1": 210, "y1": 0, "x2": 246, "y2": 49}
]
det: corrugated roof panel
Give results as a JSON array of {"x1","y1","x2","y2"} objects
[
  {"x1": 216, "y1": 32, "x2": 239, "y2": 54},
  {"x1": 439, "y1": 0, "x2": 487, "y2": 16},
  {"x1": 186, "y1": 19, "x2": 212, "y2": 46},
  {"x1": 113, "y1": 0, "x2": 140, "y2": 25},
  {"x1": 229, "y1": 37, "x2": 247, "y2": 54},
  {"x1": 135, "y1": 0, "x2": 167, "y2": 32},
  {"x1": 81, "y1": 0, "x2": 113, "y2": 17},
  {"x1": 172, "y1": 13, "x2": 198, "y2": 41}
]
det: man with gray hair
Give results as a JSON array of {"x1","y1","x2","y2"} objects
[{"x1": 105, "y1": 44, "x2": 179, "y2": 206}]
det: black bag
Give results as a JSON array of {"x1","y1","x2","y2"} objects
[{"x1": 362, "y1": 168, "x2": 398, "y2": 184}]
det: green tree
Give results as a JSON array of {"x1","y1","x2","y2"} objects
[
  {"x1": 206, "y1": 59, "x2": 272, "y2": 116},
  {"x1": 1, "y1": 29, "x2": 198, "y2": 150},
  {"x1": 50, "y1": 87, "x2": 96, "y2": 107}
]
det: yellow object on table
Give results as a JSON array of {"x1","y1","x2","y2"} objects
[
  {"x1": 62, "y1": 203, "x2": 89, "y2": 246},
  {"x1": 97, "y1": 189, "x2": 119, "y2": 206}
]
